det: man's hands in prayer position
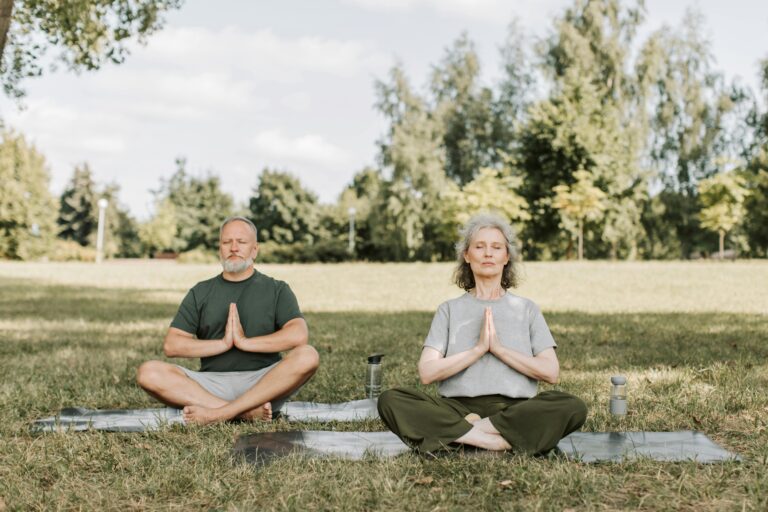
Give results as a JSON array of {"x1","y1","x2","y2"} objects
[{"x1": 226, "y1": 303, "x2": 248, "y2": 350}]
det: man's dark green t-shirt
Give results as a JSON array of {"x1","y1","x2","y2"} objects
[{"x1": 170, "y1": 270, "x2": 303, "y2": 372}]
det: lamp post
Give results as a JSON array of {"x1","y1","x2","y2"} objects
[
  {"x1": 347, "y1": 207, "x2": 356, "y2": 255},
  {"x1": 96, "y1": 198, "x2": 109, "y2": 264}
]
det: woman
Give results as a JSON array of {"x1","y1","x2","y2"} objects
[{"x1": 378, "y1": 214, "x2": 587, "y2": 454}]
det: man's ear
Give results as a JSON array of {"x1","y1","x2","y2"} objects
[{"x1": 253, "y1": 242, "x2": 260, "y2": 259}]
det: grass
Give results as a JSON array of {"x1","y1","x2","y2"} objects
[{"x1": 0, "y1": 260, "x2": 767, "y2": 510}]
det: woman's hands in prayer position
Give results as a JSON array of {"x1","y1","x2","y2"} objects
[{"x1": 419, "y1": 306, "x2": 560, "y2": 385}]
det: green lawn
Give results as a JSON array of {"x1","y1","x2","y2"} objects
[{"x1": 1, "y1": 260, "x2": 767, "y2": 510}]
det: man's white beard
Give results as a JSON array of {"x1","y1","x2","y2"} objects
[{"x1": 221, "y1": 256, "x2": 254, "y2": 274}]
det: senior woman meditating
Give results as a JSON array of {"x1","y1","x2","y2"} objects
[{"x1": 377, "y1": 214, "x2": 587, "y2": 454}]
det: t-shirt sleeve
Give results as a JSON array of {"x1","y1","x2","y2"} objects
[
  {"x1": 529, "y1": 302, "x2": 557, "y2": 355},
  {"x1": 170, "y1": 289, "x2": 199, "y2": 335},
  {"x1": 275, "y1": 283, "x2": 303, "y2": 329},
  {"x1": 423, "y1": 302, "x2": 450, "y2": 355}
]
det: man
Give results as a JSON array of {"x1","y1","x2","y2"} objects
[{"x1": 136, "y1": 216, "x2": 319, "y2": 425}]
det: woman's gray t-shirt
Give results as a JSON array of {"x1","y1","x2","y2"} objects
[{"x1": 423, "y1": 293, "x2": 556, "y2": 398}]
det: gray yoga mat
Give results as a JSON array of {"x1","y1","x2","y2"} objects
[
  {"x1": 30, "y1": 399, "x2": 380, "y2": 433},
  {"x1": 233, "y1": 430, "x2": 741, "y2": 465}
]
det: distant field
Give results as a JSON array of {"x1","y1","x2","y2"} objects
[
  {"x1": 0, "y1": 260, "x2": 767, "y2": 510},
  {"x1": 1, "y1": 259, "x2": 766, "y2": 313}
]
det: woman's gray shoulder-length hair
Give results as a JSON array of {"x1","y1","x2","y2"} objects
[{"x1": 452, "y1": 213, "x2": 519, "y2": 291}]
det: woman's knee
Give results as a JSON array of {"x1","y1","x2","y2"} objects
[
  {"x1": 376, "y1": 387, "x2": 411, "y2": 416},
  {"x1": 559, "y1": 392, "x2": 588, "y2": 426}
]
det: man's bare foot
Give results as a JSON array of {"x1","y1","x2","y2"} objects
[
  {"x1": 238, "y1": 402, "x2": 273, "y2": 422},
  {"x1": 182, "y1": 405, "x2": 228, "y2": 425},
  {"x1": 464, "y1": 413, "x2": 481, "y2": 424}
]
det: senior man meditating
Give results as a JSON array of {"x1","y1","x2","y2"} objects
[{"x1": 136, "y1": 216, "x2": 319, "y2": 425}]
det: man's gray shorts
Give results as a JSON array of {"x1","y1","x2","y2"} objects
[{"x1": 177, "y1": 361, "x2": 297, "y2": 412}]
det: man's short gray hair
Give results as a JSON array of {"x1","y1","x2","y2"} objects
[
  {"x1": 220, "y1": 216, "x2": 258, "y2": 241},
  {"x1": 453, "y1": 213, "x2": 519, "y2": 290}
]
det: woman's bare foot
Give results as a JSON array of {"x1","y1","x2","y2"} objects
[
  {"x1": 455, "y1": 426, "x2": 512, "y2": 451},
  {"x1": 464, "y1": 413, "x2": 481, "y2": 424},
  {"x1": 239, "y1": 402, "x2": 273, "y2": 422},
  {"x1": 182, "y1": 405, "x2": 228, "y2": 425}
]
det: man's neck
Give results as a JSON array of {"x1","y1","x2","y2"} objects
[{"x1": 222, "y1": 266, "x2": 255, "y2": 282}]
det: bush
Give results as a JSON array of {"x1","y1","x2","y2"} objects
[
  {"x1": 257, "y1": 239, "x2": 353, "y2": 263},
  {"x1": 48, "y1": 240, "x2": 97, "y2": 262},
  {"x1": 257, "y1": 241, "x2": 301, "y2": 263},
  {"x1": 176, "y1": 247, "x2": 218, "y2": 264}
]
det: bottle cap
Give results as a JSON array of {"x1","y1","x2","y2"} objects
[
  {"x1": 367, "y1": 353, "x2": 384, "y2": 364},
  {"x1": 611, "y1": 375, "x2": 627, "y2": 385}
]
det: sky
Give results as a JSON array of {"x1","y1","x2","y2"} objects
[{"x1": 1, "y1": 0, "x2": 767, "y2": 220}]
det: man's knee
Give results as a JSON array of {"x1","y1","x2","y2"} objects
[
  {"x1": 136, "y1": 360, "x2": 171, "y2": 390},
  {"x1": 288, "y1": 344, "x2": 320, "y2": 374}
]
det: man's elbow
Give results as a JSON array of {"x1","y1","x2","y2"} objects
[
  {"x1": 162, "y1": 336, "x2": 178, "y2": 357},
  {"x1": 292, "y1": 327, "x2": 309, "y2": 347}
]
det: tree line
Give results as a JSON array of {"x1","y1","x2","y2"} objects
[{"x1": 2, "y1": 0, "x2": 767, "y2": 262}]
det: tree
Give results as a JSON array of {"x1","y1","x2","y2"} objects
[
  {"x1": 58, "y1": 163, "x2": 97, "y2": 246},
  {"x1": 698, "y1": 172, "x2": 749, "y2": 258},
  {"x1": 158, "y1": 158, "x2": 234, "y2": 252},
  {"x1": 0, "y1": 0, "x2": 182, "y2": 98},
  {"x1": 373, "y1": 63, "x2": 456, "y2": 261},
  {"x1": 636, "y1": 8, "x2": 748, "y2": 257},
  {"x1": 741, "y1": 57, "x2": 768, "y2": 256},
  {"x1": 447, "y1": 167, "x2": 530, "y2": 230},
  {"x1": 248, "y1": 169, "x2": 319, "y2": 245},
  {"x1": 0, "y1": 129, "x2": 56, "y2": 259},
  {"x1": 323, "y1": 167, "x2": 382, "y2": 260},
  {"x1": 518, "y1": 0, "x2": 647, "y2": 260},
  {"x1": 431, "y1": 34, "x2": 500, "y2": 186},
  {"x1": 138, "y1": 197, "x2": 177, "y2": 255},
  {"x1": 552, "y1": 169, "x2": 607, "y2": 260},
  {"x1": 494, "y1": 20, "x2": 536, "y2": 155}
]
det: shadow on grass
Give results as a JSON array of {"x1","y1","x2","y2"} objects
[
  {"x1": 0, "y1": 276, "x2": 178, "y2": 323},
  {"x1": 303, "y1": 310, "x2": 768, "y2": 402},
  {"x1": 2, "y1": 275, "x2": 766, "y2": 402}
]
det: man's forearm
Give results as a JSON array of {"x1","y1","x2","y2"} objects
[
  {"x1": 237, "y1": 319, "x2": 308, "y2": 353},
  {"x1": 164, "y1": 333, "x2": 229, "y2": 358}
]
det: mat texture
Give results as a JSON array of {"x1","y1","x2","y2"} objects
[
  {"x1": 233, "y1": 430, "x2": 741, "y2": 465},
  {"x1": 31, "y1": 399, "x2": 380, "y2": 433}
]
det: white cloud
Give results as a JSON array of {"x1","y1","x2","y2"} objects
[
  {"x1": 280, "y1": 92, "x2": 312, "y2": 112},
  {"x1": 77, "y1": 136, "x2": 126, "y2": 154},
  {"x1": 345, "y1": 0, "x2": 569, "y2": 26},
  {"x1": 250, "y1": 129, "x2": 351, "y2": 167},
  {"x1": 135, "y1": 26, "x2": 388, "y2": 83}
]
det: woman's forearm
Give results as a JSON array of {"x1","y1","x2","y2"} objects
[
  {"x1": 418, "y1": 346, "x2": 485, "y2": 385},
  {"x1": 491, "y1": 346, "x2": 559, "y2": 384}
]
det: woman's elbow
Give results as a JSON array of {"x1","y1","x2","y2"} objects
[
  {"x1": 542, "y1": 367, "x2": 560, "y2": 385},
  {"x1": 417, "y1": 366, "x2": 434, "y2": 385}
]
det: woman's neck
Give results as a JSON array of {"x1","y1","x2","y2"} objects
[{"x1": 471, "y1": 278, "x2": 505, "y2": 300}]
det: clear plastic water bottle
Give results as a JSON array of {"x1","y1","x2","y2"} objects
[
  {"x1": 365, "y1": 353, "x2": 384, "y2": 399},
  {"x1": 610, "y1": 375, "x2": 627, "y2": 416}
]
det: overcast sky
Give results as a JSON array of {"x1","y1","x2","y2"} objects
[{"x1": 1, "y1": 0, "x2": 766, "y2": 220}]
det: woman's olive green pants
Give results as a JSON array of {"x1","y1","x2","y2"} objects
[{"x1": 377, "y1": 388, "x2": 588, "y2": 454}]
